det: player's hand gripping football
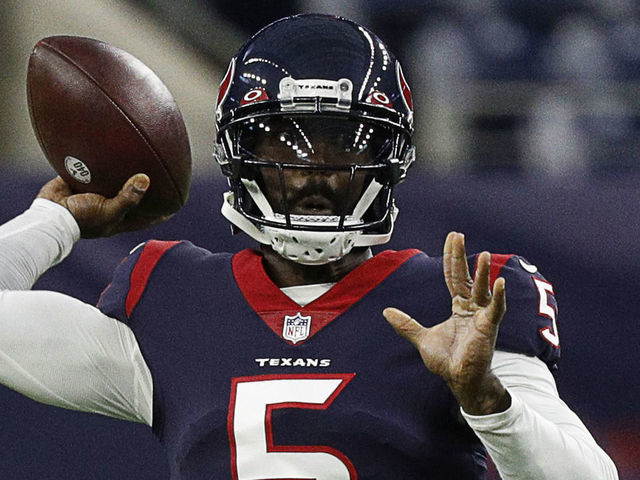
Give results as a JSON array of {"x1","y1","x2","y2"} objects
[
  {"x1": 37, "y1": 174, "x2": 169, "y2": 238},
  {"x1": 383, "y1": 232, "x2": 510, "y2": 416}
]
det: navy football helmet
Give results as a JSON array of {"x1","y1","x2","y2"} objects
[{"x1": 213, "y1": 14, "x2": 415, "y2": 264}]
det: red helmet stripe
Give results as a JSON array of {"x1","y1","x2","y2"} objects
[
  {"x1": 396, "y1": 62, "x2": 413, "y2": 112},
  {"x1": 216, "y1": 57, "x2": 236, "y2": 110}
]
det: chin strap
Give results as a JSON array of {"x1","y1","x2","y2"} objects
[
  {"x1": 220, "y1": 191, "x2": 397, "y2": 265},
  {"x1": 221, "y1": 191, "x2": 270, "y2": 244}
]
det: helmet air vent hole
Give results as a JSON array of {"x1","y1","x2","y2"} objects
[
  {"x1": 292, "y1": 236, "x2": 299, "y2": 243},
  {"x1": 329, "y1": 237, "x2": 337, "y2": 244},
  {"x1": 315, "y1": 248, "x2": 323, "y2": 254}
]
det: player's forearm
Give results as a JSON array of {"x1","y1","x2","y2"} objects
[
  {"x1": 466, "y1": 394, "x2": 617, "y2": 479},
  {"x1": 463, "y1": 351, "x2": 618, "y2": 480},
  {"x1": 0, "y1": 199, "x2": 79, "y2": 290}
]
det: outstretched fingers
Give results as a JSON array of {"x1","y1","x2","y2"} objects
[
  {"x1": 472, "y1": 251, "x2": 492, "y2": 307},
  {"x1": 444, "y1": 232, "x2": 473, "y2": 300},
  {"x1": 486, "y1": 276, "x2": 507, "y2": 327},
  {"x1": 445, "y1": 234, "x2": 507, "y2": 328},
  {"x1": 443, "y1": 232, "x2": 455, "y2": 295},
  {"x1": 383, "y1": 307, "x2": 429, "y2": 350},
  {"x1": 471, "y1": 250, "x2": 507, "y2": 329}
]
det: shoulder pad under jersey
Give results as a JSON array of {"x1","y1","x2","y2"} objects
[
  {"x1": 97, "y1": 240, "x2": 187, "y2": 323},
  {"x1": 472, "y1": 253, "x2": 560, "y2": 368}
]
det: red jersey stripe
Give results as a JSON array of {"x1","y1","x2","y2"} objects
[
  {"x1": 125, "y1": 240, "x2": 180, "y2": 317},
  {"x1": 488, "y1": 254, "x2": 514, "y2": 289}
]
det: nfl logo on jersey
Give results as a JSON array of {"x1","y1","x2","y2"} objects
[{"x1": 282, "y1": 313, "x2": 312, "y2": 344}]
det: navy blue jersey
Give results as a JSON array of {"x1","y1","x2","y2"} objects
[{"x1": 98, "y1": 242, "x2": 560, "y2": 480}]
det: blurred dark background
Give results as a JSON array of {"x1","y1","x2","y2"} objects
[{"x1": 1, "y1": 0, "x2": 639, "y2": 478}]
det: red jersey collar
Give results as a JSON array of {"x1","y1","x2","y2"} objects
[{"x1": 232, "y1": 248, "x2": 420, "y2": 345}]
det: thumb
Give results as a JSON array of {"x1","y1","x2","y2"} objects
[
  {"x1": 383, "y1": 307, "x2": 428, "y2": 349},
  {"x1": 104, "y1": 173, "x2": 150, "y2": 217}
]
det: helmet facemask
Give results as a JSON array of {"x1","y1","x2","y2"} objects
[{"x1": 215, "y1": 114, "x2": 414, "y2": 265}]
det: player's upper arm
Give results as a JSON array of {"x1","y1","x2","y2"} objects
[{"x1": 0, "y1": 289, "x2": 152, "y2": 425}]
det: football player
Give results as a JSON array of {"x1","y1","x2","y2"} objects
[{"x1": 0, "y1": 14, "x2": 618, "y2": 479}]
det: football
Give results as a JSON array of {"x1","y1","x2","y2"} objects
[{"x1": 27, "y1": 36, "x2": 192, "y2": 217}]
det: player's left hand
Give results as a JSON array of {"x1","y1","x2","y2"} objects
[{"x1": 383, "y1": 232, "x2": 510, "y2": 415}]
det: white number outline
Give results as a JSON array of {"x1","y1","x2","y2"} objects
[
  {"x1": 533, "y1": 277, "x2": 560, "y2": 348},
  {"x1": 228, "y1": 373, "x2": 357, "y2": 480}
]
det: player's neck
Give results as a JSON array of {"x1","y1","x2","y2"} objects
[{"x1": 260, "y1": 246, "x2": 373, "y2": 288}]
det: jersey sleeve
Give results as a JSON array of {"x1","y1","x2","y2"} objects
[
  {"x1": 97, "y1": 240, "x2": 182, "y2": 325},
  {"x1": 473, "y1": 254, "x2": 561, "y2": 368}
]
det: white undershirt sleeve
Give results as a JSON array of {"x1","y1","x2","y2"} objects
[
  {"x1": 463, "y1": 350, "x2": 618, "y2": 480},
  {"x1": 0, "y1": 200, "x2": 153, "y2": 425},
  {"x1": 0, "y1": 198, "x2": 80, "y2": 290},
  {"x1": 0, "y1": 289, "x2": 153, "y2": 425}
]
